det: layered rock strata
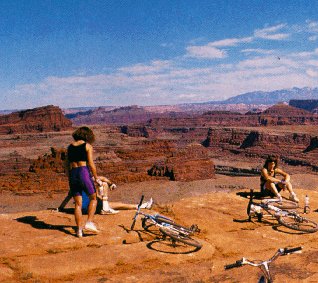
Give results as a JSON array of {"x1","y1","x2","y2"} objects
[{"x1": 0, "y1": 105, "x2": 72, "y2": 134}]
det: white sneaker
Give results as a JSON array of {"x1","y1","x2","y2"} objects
[
  {"x1": 76, "y1": 228, "x2": 83, "y2": 238},
  {"x1": 100, "y1": 208, "x2": 119, "y2": 215},
  {"x1": 140, "y1": 198, "x2": 153, "y2": 209},
  {"x1": 84, "y1": 221, "x2": 99, "y2": 233},
  {"x1": 289, "y1": 193, "x2": 299, "y2": 203}
]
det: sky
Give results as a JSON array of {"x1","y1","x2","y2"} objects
[{"x1": 1, "y1": 0, "x2": 318, "y2": 110}]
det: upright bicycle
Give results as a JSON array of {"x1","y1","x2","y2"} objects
[
  {"x1": 130, "y1": 195, "x2": 202, "y2": 249},
  {"x1": 247, "y1": 189, "x2": 318, "y2": 233},
  {"x1": 225, "y1": 246, "x2": 302, "y2": 283}
]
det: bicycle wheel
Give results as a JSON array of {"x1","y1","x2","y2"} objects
[
  {"x1": 262, "y1": 198, "x2": 298, "y2": 209},
  {"x1": 278, "y1": 213, "x2": 318, "y2": 233},
  {"x1": 159, "y1": 225, "x2": 202, "y2": 249}
]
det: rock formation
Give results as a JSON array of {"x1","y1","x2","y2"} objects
[
  {"x1": 0, "y1": 105, "x2": 72, "y2": 134},
  {"x1": 147, "y1": 143, "x2": 215, "y2": 181}
]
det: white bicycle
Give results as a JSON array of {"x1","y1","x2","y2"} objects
[{"x1": 225, "y1": 246, "x2": 302, "y2": 283}]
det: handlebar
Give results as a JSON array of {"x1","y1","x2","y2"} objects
[
  {"x1": 224, "y1": 247, "x2": 302, "y2": 270},
  {"x1": 224, "y1": 259, "x2": 243, "y2": 269},
  {"x1": 282, "y1": 246, "x2": 302, "y2": 255}
]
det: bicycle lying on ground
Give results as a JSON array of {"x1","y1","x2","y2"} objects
[
  {"x1": 224, "y1": 246, "x2": 302, "y2": 283},
  {"x1": 247, "y1": 189, "x2": 318, "y2": 233},
  {"x1": 130, "y1": 195, "x2": 202, "y2": 249}
]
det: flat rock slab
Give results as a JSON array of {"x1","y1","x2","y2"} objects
[{"x1": 1, "y1": 189, "x2": 318, "y2": 282}]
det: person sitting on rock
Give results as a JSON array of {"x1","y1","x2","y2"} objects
[
  {"x1": 260, "y1": 155, "x2": 299, "y2": 202},
  {"x1": 93, "y1": 176, "x2": 153, "y2": 214},
  {"x1": 58, "y1": 177, "x2": 153, "y2": 214}
]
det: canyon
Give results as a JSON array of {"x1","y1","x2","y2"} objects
[
  {"x1": 1, "y1": 101, "x2": 318, "y2": 282},
  {"x1": 1, "y1": 102, "x2": 318, "y2": 195}
]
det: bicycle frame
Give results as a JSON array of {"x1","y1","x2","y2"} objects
[
  {"x1": 248, "y1": 190, "x2": 294, "y2": 221},
  {"x1": 131, "y1": 200, "x2": 189, "y2": 235},
  {"x1": 250, "y1": 202, "x2": 289, "y2": 218},
  {"x1": 225, "y1": 247, "x2": 302, "y2": 283},
  {"x1": 130, "y1": 195, "x2": 202, "y2": 248}
]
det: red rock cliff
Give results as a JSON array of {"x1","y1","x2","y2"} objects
[{"x1": 0, "y1": 105, "x2": 72, "y2": 134}]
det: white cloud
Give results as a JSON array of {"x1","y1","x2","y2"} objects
[
  {"x1": 254, "y1": 23, "x2": 290, "y2": 40},
  {"x1": 307, "y1": 60, "x2": 318, "y2": 66},
  {"x1": 307, "y1": 20, "x2": 318, "y2": 32},
  {"x1": 208, "y1": 37, "x2": 252, "y2": 47},
  {"x1": 118, "y1": 60, "x2": 172, "y2": 74},
  {"x1": 306, "y1": 69, "x2": 318, "y2": 77},
  {"x1": 241, "y1": 48, "x2": 275, "y2": 55},
  {"x1": 186, "y1": 45, "x2": 227, "y2": 59}
]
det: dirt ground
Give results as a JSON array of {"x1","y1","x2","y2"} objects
[{"x1": 1, "y1": 174, "x2": 318, "y2": 282}]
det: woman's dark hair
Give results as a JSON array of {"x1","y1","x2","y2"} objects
[
  {"x1": 72, "y1": 126, "x2": 95, "y2": 144},
  {"x1": 263, "y1": 155, "x2": 278, "y2": 169}
]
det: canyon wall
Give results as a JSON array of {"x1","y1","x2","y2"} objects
[
  {"x1": 0, "y1": 105, "x2": 72, "y2": 134},
  {"x1": 2, "y1": 102, "x2": 318, "y2": 195}
]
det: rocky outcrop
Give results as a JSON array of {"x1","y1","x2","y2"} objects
[
  {"x1": 69, "y1": 105, "x2": 164, "y2": 126},
  {"x1": 29, "y1": 147, "x2": 67, "y2": 174},
  {"x1": 259, "y1": 103, "x2": 316, "y2": 126},
  {"x1": 215, "y1": 165, "x2": 260, "y2": 176},
  {"x1": 0, "y1": 152, "x2": 31, "y2": 175},
  {"x1": 146, "y1": 103, "x2": 318, "y2": 130},
  {"x1": 0, "y1": 105, "x2": 72, "y2": 134},
  {"x1": 148, "y1": 144, "x2": 215, "y2": 181},
  {"x1": 120, "y1": 125, "x2": 154, "y2": 138}
]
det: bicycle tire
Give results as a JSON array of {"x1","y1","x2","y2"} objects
[
  {"x1": 278, "y1": 213, "x2": 318, "y2": 233},
  {"x1": 262, "y1": 198, "x2": 298, "y2": 209},
  {"x1": 159, "y1": 225, "x2": 202, "y2": 249}
]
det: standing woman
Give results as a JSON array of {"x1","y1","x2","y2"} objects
[{"x1": 67, "y1": 126, "x2": 100, "y2": 237}]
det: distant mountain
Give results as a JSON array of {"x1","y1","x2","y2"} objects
[{"x1": 214, "y1": 87, "x2": 318, "y2": 105}]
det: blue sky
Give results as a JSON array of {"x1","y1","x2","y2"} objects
[{"x1": 1, "y1": 0, "x2": 318, "y2": 110}]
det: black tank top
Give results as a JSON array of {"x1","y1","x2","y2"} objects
[{"x1": 67, "y1": 143, "x2": 88, "y2": 162}]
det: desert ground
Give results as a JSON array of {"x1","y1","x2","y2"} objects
[
  {"x1": 1, "y1": 174, "x2": 318, "y2": 282},
  {"x1": 1, "y1": 118, "x2": 318, "y2": 282}
]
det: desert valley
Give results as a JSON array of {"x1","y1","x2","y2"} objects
[{"x1": 1, "y1": 99, "x2": 318, "y2": 282}]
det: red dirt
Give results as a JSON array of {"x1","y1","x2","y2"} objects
[{"x1": 1, "y1": 175, "x2": 318, "y2": 282}]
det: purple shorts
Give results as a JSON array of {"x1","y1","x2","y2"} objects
[{"x1": 69, "y1": 166, "x2": 96, "y2": 197}]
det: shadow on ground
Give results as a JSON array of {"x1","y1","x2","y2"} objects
[{"x1": 15, "y1": 215, "x2": 75, "y2": 236}]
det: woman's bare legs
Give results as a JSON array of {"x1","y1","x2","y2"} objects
[
  {"x1": 74, "y1": 195, "x2": 83, "y2": 228},
  {"x1": 266, "y1": 181, "x2": 299, "y2": 202},
  {"x1": 265, "y1": 181, "x2": 280, "y2": 197},
  {"x1": 87, "y1": 193, "x2": 97, "y2": 222},
  {"x1": 109, "y1": 202, "x2": 137, "y2": 210},
  {"x1": 282, "y1": 182, "x2": 299, "y2": 202}
]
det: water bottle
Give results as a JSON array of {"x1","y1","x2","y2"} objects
[{"x1": 304, "y1": 195, "x2": 310, "y2": 214}]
